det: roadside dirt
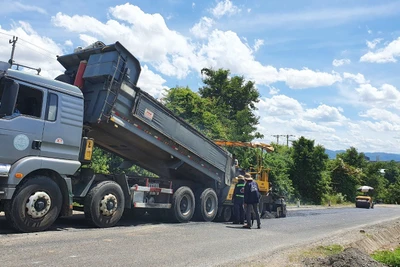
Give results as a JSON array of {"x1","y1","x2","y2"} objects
[{"x1": 237, "y1": 217, "x2": 400, "y2": 267}]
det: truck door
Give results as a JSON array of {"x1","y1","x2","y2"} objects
[
  {"x1": 0, "y1": 81, "x2": 45, "y2": 164},
  {"x1": 40, "y1": 90, "x2": 83, "y2": 161}
]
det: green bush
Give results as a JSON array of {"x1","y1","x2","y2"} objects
[
  {"x1": 372, "y1": 247, "x2": 400, "y2": 266},
  {"x1": 321, "y1": 193, "x2": 347, "y2": 205}
]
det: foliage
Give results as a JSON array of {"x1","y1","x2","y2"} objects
[
  {"x1": 289, "y1": 137, "x2": 329, "y2": 204},
  {"x1": 199, "y1": 68, "x2": 262, "y2": 141},
  {"x1": 329, "y1": 158, "x2": 363, "y2": 202},
  {"x1": 337, "y1": 147, "x2": 367, "y2": 169},
  {"x1": 321, "y1": 193, "x2": 348, "y2": 205},
  {"x1": 264, "y1": 144, "x2": 295, "y2": 200},
  {"x1": 372, "y1": 246, "x2": 400, "y2": 266},
  {"x1": 163, "y1": 86, "x2": 228, "y2": 140},
  {"x1": 87, "y1": 147, "x2": 157, "y2": 177},
  {"x1": 303, "y1": 244, "x2": 344, "y2": 258}
]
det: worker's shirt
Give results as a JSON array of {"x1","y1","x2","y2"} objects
[{"x1": 233, "y1": 181, "x2": 245, "y2": 203}]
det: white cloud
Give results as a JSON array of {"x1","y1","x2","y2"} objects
[
  {"x1": 256, "y1": 95, "x2": 303, "y2": 116},
  {"x1": 210, "y1": 0, "x2": 241, "y2": 18},
  {"x1": 137, "y1": 65, "x2": 169, "y2": 99},
  {"x1": 332, "y1": 58, "x2": 350, "y2": 67},
  {"x1": 247, "y1": 8, "x2": 251, "y2": 13},
  {"x1": 278, "y1": 68, "x2": 342, "y2": 89},
  {"x1": 192, "y1": 2, "x2": 195, "y2": 9},
  {"x1": 343, "y1": 72, "x2": 368, "y2": 84},
  {"x1": 359, "y1": 108, "x2": 400, "y2": 124},
  {"x1": 190, "y1": 17, "x2": 214, "y2": 39},
  {"x1": 360, "y1": 121, "x2": 400, "y2": 132},
  {"x1": 52, "y1": 5, "x2": 344, "y2": 90},
  {"x1": 355, "y1": 83, "x2": 400, "y2": 107},
  {"x1": 291, "y1": 119, "x2": 335, "y2": 133},
  {"x1": 366, "y1": 38, "x2": 383, "y2": 49},
  {"x1": 52, "y1": 4, "x2": 196, "y2": 79},
  {"x1": 303, "y1": 104, "x2": 347, "y2": 124},
  {"x1": 64, "y1": 40, "x2": 73, "y2": 46},
  {"x1": 0, "y1": 21, "x2": 63, "y2": 79},
  {"x1": 360, "y1": 37, "x2": 400, "y2": 63},
  {"x1": 0, "y1": 1, "x2": 47, "y2": 15},
  {"x1": 268, "y1": 86, "x2": 279, "y2": 95},
  {"x1": 253, "y1": 39, "x2": 264, "y2": 52}
]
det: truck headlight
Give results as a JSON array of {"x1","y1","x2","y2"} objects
[{"x1": 0, "y1": 164, "x2": 11, "y2": 177}]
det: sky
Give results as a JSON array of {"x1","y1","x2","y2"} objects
[{"x1": 0, "y1": 0, "x2": 399, "y2": 153}]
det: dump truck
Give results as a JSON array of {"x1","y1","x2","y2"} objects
[
  {"x1": 214, "y1": 140, "x2": 287, "y2": 221},
  {"x1": 0, "y1": 41, "x2": 236, "y2": 232}
]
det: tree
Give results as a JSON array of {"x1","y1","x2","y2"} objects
[
  {"x1": 383, "y1": 161, "x2": 400, "y2": 184},
  {"x1": 199, "y1": 68, "x2": 262, "y2": 141},
  {"x1": 329, "y1": 158, "x2": 363, "y2": 202},
  {"x1": 289, "y1": 137, "x2": 329, "y2": 204},
  {"x1": 337, "y1": 147, "x2": 367, "y2": 169},
  {"x1": 163, "y1": 86, "x2": 228, "y2": 140},
  {"x1": 264, "y1": 144, "x2": 295, "y2": 200}
]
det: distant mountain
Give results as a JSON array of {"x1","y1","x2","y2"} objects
[{"x1": 325, "y1": 149, "x2": 400, "y2": 162}]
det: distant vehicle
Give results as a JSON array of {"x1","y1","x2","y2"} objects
[{"x1": 355, "y1": 186, "x2": 374, "y2": 209}]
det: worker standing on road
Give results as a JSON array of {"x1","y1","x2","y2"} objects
[
  {"x1": 243, "y1": 173, "x2": 261, "y2": 229},
  {"x1": 232, "y1": 175, "x2": 245, "y2": 224}
]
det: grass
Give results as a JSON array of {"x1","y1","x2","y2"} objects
[
  {"x1": 302, "y1": 244, "x2": 344, "y2": 258},
  {"x1": 371, "y1": 247, "x2": 400, "y2": 266}
]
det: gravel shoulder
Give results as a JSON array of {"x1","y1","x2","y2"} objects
[{"x1": 224, "y1": 205, "x2": 400, "y2": 267}]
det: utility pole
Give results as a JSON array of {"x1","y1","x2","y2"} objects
[
  {"x1": 285, "y1": 134, "x2": 295, "y2": 147},
  {"x1": 271, "y1": 135, "x2": 280, "y2": 144},
  {"x1": 271, "y1": 134, "x2": 295, "y2": 146},
  {"x1": 8, "y1": 36, "x2": 18, "y2": 65}
]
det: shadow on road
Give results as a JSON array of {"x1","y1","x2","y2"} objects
[{"x1": 0, "y1": 212, "x2": 173, "y2": 235}]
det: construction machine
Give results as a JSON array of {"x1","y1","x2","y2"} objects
[
  {"x1": 214, "y1": 140, "x2": 287, "y2": 221},
  {"x1": 355, "y1": 186, "x2": 375, "y2": 209}
]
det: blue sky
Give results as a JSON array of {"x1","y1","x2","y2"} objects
[{"x1": 0, "y1": 0, "x2": 399, "y2": 153}]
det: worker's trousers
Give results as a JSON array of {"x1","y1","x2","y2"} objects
[{"x1": 245, "y1": 203, "x2": 260, "y2": 227}]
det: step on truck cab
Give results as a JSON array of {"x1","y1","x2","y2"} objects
[{"x1": 0, "y1": 41, "x2": 235, "y2": 232}]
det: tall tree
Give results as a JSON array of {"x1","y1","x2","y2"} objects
[
  {"x1": 329, "y1": 158, "x2": 363, "y2": 202},
  {"x1": 199, "y1": 68, "x2": 262, "y2": 141},
  {"x1": 337, "y1": 147, "x2": 367, "y2": 169},
  {"x1": 163, "y1": 86, "x2": 228, "y2": 140},
  {"x1": 290, "y1": 137, "x2": 329, "y2": 204}
]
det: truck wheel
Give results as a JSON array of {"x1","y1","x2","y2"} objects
[
  {"x1": 4, "y1": 176, "x2": 62, "y2": 232},
  {"x1": 84, "y1": 181, "x2": 125, "y2": 228},
  {"x1": 171, "y1": 186, "x2": 195, "y2": 223},
  {"x1": 220, "y1": 206, "x2": 232, "y2": 222},
  {"x1": 195, "y1": 188, "x2": 218, "y2": 222}
]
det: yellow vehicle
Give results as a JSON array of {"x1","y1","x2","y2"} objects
[
  {"x1": 214, "y1": 140, "x2": 287, "y2": 221},
  {"x1": 356, "y1": 186, "x2": 375, "y2": 209}
]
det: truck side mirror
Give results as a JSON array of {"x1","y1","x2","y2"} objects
[{"x1": 0, "y1": 78, "x2": 19, "y2": 117}]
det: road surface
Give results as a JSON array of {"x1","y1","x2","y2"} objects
[{"x1": 1, "y1": 205, "x2": 399, "y2": 267}]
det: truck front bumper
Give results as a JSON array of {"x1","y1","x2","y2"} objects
[
  {"x1": 0, "y1": 164, "x2": 11, "y2": 177},
  {"x1": 0, "y1": 187, "x2": 15, "y2": 200}
]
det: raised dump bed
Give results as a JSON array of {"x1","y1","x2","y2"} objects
[{"x1": 56, "y1": 42, "x2": 233, "y2": 188}]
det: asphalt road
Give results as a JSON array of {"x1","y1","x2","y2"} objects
[{"x1": 1, "y1": 205, "x2": 400, "y2": 267}]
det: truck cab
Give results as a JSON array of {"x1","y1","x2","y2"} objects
[{"x1": 0, "y1": 63, "x2": 85, "y2": 232}]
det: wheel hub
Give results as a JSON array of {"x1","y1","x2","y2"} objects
[
  {"x1": 205, "y1": 197, "x2": 216, "y2": 215},
  {"x1": 100, "y1": 194, "x2": 118, "y2": 216},
  {"x1": 180, "y1": 196, "x2": 191, "y2": 216},
  {"x1": 26, "y1": 191, "x2": 52, "y2": 219}
]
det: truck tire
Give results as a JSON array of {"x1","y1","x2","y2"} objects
[
  {"x1": 4, "y1": 176, "x2": 62, "y2": 232},
  {"x1": 194, "y1": 188, "x2": 218, "y2": 222},
  {"x1": 219, "y1": 206, "x2": 232, "y2": 222},
  {"x1": 171, "y1": 186, "x2": 195, "y2": 223},
  {"x1": 84, "y1": 181, "x2": 125, "y2": 228}
]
